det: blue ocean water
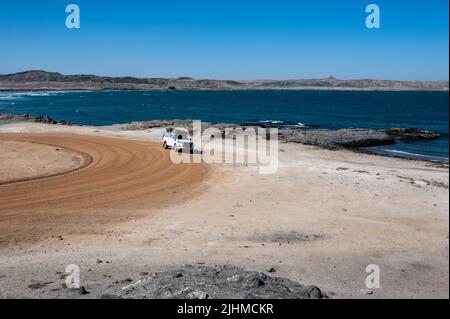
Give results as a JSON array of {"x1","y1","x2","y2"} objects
[{"x1": 0, "y1": 90, "x2": 448, "y2": 160}]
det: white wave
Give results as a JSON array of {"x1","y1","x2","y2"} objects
[
  {"x1": 0, "y1": 90, "x2": 75, "y2": 100},
  {"x1": 259, "y1": 120, "x2": 284, "y2": 124},
  {"x1": 380, "y1": 149, "x2": 449, "y2": 161},
  {"x1": 0, "y1": 92, "x2": 50, "y2": 100},
  {"x1": 142, "y1": 93, "x2": 160, "y2": 97}
]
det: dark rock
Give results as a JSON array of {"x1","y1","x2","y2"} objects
[
  {"x1": 78, "y1": 286, "x2": 90, "y2": 295},
  {"x1": 97, "y1": 265, "x2": 327, "y2": 299},
  {"x1": 281, "y1": 128, "x2": 395, "y2": 148},
  {"x1": 383, "y1": 128, "x2": 440, "y2": 141},
  {"x1": 306, "y1": 286, "x2": 323, "y2": 298},
  {"x1": 255, "y1": 278, "x2": 266, "y2": 287},
  {"x1": 121, "y1": 278, "x2": 133, "y2": 283},
  {"x1": 279, "y1": 127, "x2": 442, "y2": 150}
]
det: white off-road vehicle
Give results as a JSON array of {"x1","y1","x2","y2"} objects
[{"x1": 162, "y1": 128, "x2": 193, "y2": 153}]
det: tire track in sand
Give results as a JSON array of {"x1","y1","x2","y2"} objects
[{"x1": 0, "y1": 133, "x2": 211, "y2": 247}]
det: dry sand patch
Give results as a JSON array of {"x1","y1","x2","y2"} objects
[{"x1": 0, "y1": 140, "x2": 83, "y2": 184}]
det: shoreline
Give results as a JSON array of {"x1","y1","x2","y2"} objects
[{"x1": 2, "y1": 113, "x2": 447, "y2": 165}]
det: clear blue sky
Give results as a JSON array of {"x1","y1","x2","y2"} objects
[{"x1": 0, "y1": 0, "x2": 448, "y2": 80}]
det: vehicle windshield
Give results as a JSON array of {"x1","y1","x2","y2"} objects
[{"x1": 175, "y1": 132, "x2": 190, "y2": 140}]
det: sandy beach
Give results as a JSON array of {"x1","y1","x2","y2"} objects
[{"x1": 0, "y1": 121, "x2": 448, "y2": 299}]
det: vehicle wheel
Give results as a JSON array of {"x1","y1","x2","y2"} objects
[{"x1": 163, "y1": 141, "x2": 168, "y2": 149}]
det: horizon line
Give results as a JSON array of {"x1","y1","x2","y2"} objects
[{"x1": 2, "y1": 70, "x2": 449, "y2": 83}]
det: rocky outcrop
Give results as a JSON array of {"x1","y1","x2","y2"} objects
[
  {"x1": 117, "y1": 120, "x2": 441, "y2": 149},
  {"x1": 280, "y1": 128, "x2": 440, "y2": 148},
  {"x1": 280, "y1": 129, "x2": 393, "y2": 148},
  {"x1": 0, "y1": 113, "x2": 75, "y2": 125},
  {"x1": 382, "y1": 128, "x2": 441, "y2": 141},
  {"x1": 96, "y1": 265, "x2": 328, "y2": 299}
]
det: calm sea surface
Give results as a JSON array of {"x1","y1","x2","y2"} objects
[{"x1": 0, "y1": 90, "x2": 448, "y2": 160}]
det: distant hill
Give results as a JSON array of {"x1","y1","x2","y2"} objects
[{"x1": 0, "y1": 70, "x2": 448, "y2": 91}]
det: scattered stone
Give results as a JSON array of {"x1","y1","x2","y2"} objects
[
  {"x1": 78, "y1": 286, "x2": 90, "y2": 295},
  {"x1": 248, "y1": 231, "x2": 323, "y2": 244},
  {"x1": 360, "y1": 289, "x2": 374, "y2": 295},
  {"x1": 121, "y1": 278, "x2": 133, "y2": 283},
  {"x1": 187, "y1": 291, "x2": 209, "y2": 299},
  {"x1": 28, "y1": 281, "x2": 53, "y2": 290}
]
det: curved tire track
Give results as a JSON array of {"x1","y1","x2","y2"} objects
[{"x1": 0, "y1": 133, "x2": 211, "y2": 246}]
